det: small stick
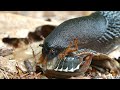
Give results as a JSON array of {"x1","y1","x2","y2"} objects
[
  {"x1": 0, "y1": 68, "x2": 9, "y2": 79},
  {"x1": 30, "y1": 45, "x2": 37, "y2": 62}
]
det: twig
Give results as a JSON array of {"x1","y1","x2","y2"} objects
[{"x1": 0, "y1": 68, "x2": 9, "y2": 79}]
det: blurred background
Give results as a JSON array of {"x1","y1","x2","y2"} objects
[
  {"x1": 0, "y1": 11, "x2": 95, "y2": 44},
  {"x1": 1, "y1": 11, "x2": 94, "y2": 21}
]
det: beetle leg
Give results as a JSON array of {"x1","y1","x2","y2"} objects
[
  {"x1": 37, "y1": 53, "x2": 45, "y2": 64},
  {"x1": 78, "y1": 54, "x2": 93, "y2": 75},
  {"x1": 91, "y1": 54, "x2": 120, "y2": 75},
  {"x1": 58, "y1": 38, "x2": 79, "y2": 59},
  {"x1": 58, "y1": 43, "x2": 72, "y2": 59}
]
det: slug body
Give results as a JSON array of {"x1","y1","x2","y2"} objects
[{"x1": 40, "y1": 11, "x2": 120, "y2": 78}]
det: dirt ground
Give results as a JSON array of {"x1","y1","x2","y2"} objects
[{"x1": 0, "y1": 11, "x2": 120, "y2": 79}]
